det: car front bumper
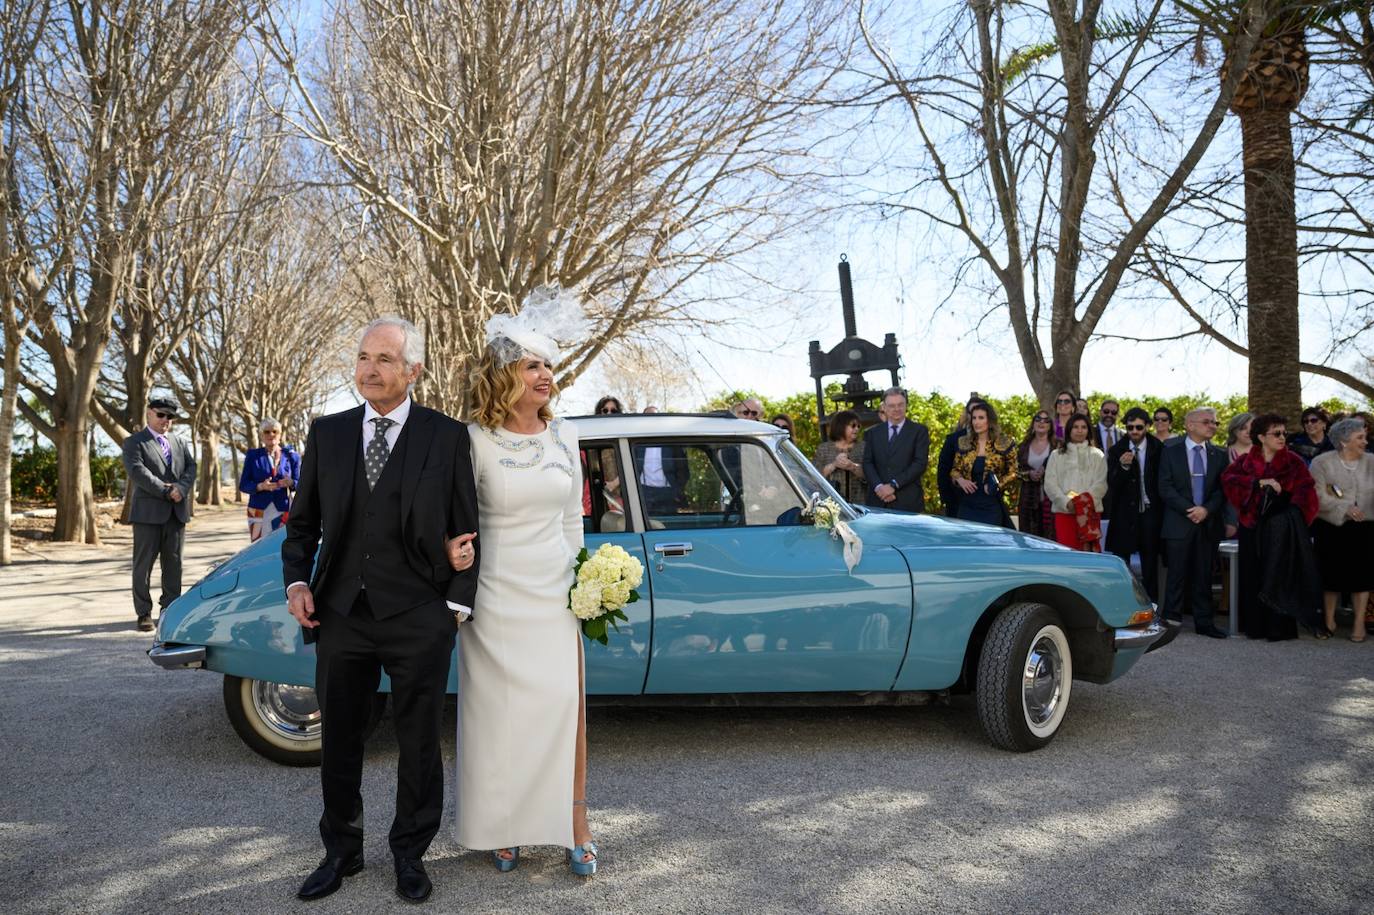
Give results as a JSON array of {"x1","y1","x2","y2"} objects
[
  {"x1": 147, "y1": 643, "x2": 207, "y2": 670},
  {"x1": 1112, "y1": 620, "x2": 1176, "y2": 654}
]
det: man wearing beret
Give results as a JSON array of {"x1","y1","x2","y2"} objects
[{"x1": 121, "y1": 395, "x2": 197, "y2": 631}]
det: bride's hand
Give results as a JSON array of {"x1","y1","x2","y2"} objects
[{"x1": 447, "y1": 532, "x2": 477, "y2": 571}]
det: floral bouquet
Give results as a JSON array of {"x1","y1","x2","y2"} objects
[
  {"x1": 802, "y1": 493, "x2": 863, "y2": 573},
  {"x1": 569, "y1": 543, "x2": 644, "y2": 645}
]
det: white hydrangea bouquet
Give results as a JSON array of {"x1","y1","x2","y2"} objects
[{"x1": 569, "y1": 543, "x2": 644, "y2": 644}]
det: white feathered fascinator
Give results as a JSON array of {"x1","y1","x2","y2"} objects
[{"x1": 484, "y1": 286, "x2": 591, "y2": 366}]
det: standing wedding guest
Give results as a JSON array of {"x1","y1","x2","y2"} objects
[
  {"x1": 1153, "y1": 407, "x2": 1177, "y2": 441},
  {"x1": 239, "y1": 418, "x2": 300, "y2": 542},
  {"x1": 282, "y1": 316, "x2": 480, "y2": 902},
  {"x1": 1105, "y1": 408, "x2": 1163, "y2": 601},
  {"x1": 862, "y1": 387, "x2": 930, "y2": 514},
  {"x1": 1222, "y1": 412, "x2": 1255, "y2": 537},
  {"x1": 936, "y1": 394, "x2": 983, "y2": 517},
  {"x1": 770, "y1": 413, "x2": 795, "y2": 437},
  {"x1": 643, "y1": 405, "x2": 659, "y2": 413},
  {"x1": 1075, "y1": 397, "x2": 1091, "y2": 421},
  {"x1": 459, "y1": 290, "x2": 598, "y2": 876},
  {"x1": 733, "y1": 397, "x2": 764, "y2": 421},
  {"x1": 1043, "y1": 414, "x2": 1106, "y2": 551},
  {"x1": 1093, "y1": 399, "x2": 1122, "y2": 453},
  {"x1": 1016, "y1": 410, "x2": 1057, "y2": 538},
  {"x1": 593, "y1": 396, "x2": 624, "y2": 415},
  {"x1": 1158, "y1": 408, "x2": 1230, "y2": 637},
  {"x1": 813, "y1": 410, "x2": 867, "y2": 504},
  {"x1": 121, "y1": 395, "x2": 197, "y2": 632},
  {"x1": 1220, "y1": 413, "x2": 1321, "y2": 641},
  {"x1": 1308, "y1": 418, "x2": 1374, "y2": 642},
  {"x1": 1288, "y1": 406, "x2": 1334, "y2": 464},
  {"x1": 1051, "y1": 390, "x2": 1076, "y2": 439},
  {"x1": 949, "y1": 402, "x2": 1018, "y2": 527}
]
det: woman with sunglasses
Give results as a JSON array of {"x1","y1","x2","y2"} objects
[
  {"x1": 813, "y1": 410, "x2": 866, "y2": 504},
  {"x1": 1050, "y1": 390, "x2": 1076, "y2": 440},
  {"x1": 593, "y1": 396, "x2": 624, "y2": 415},
  {"x1": 770, "y1": 414, "x2": 794, "y2": 438},
  {"x1": 1221, "y1": 413, "x2": 1321, "y2": 640},
  {"x1": 1016, "y1": 411, "x2": 1057, "y2": 537},
  {"x1": 239, "y1": 418, "x2": 300, "y2": 542},
  {"x1": 1288, "y1": 406, "x2": 1333, "y2": 464}
]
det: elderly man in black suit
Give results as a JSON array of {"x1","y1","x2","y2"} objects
[
  {"x1": 862, "y1": 387, "x2": 930, "y2": 513},
  {"x1": 282, "y1": 316, "x2": 480, "y2": 903},
  {"x1": 1106, "y1": 407, "x2": 1163, "y2": 601},
  {"x1": 121, "y1": 395, "x2": 197, "y2": 632},
  {"x1": 1158, "y1": 407, "x2": 1229, "y2": 638}
]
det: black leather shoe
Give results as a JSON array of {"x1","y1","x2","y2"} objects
[
  {"x1": 297, "y1": 853, "x2": 364, "y2": 901},
  {"x1": 1196, "y1": 625, "x2": 1228, "y2": 639},
  {"x1": 136, "y1": 616, "x2": 154, "y2": 632},
  {"x1": 395, "y1": 858, "x2": 432, "y2": 903}
]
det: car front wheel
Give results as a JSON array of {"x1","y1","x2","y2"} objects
[
  {"x1": 222, "y1": 675, "x2": 386, "y2": 767},
  {"x1": 975, "y1": 602, "x2": 1073, "y2": 752}
]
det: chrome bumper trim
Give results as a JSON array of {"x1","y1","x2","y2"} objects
[
  {"x1": 1113, "y1": 621, "x2": 1171, "y2": 653},
  {"x1": 148, "y1": 643, "x2": 207, "y2": 670}
]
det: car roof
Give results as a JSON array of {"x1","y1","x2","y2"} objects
[{"x1": 565, "y1": 413, "x2": 787, "y2": 440}]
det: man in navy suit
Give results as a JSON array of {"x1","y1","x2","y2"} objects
[
  {"x1": 1105, "y1": 407, "x2": 1163, "y2": 601},
  {"x1": 1157, "y1": 407, "x2": 1229, "y2": 638},
  {"x1": 862, "y1": 388, "x2": 930, "y2": 513}
]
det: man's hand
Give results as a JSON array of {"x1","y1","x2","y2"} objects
[
  {"x1": 875, "y1": 483, "x2": 895, "y2": 502},
  {"x1": 287, "y1": 584, "x2": 319, "y2": 630},
  {"x1": 1119, "y1": 451, "x2": 1135, "y2": 466},
  {"x1": 1186, "y1": 506, "x2": 1208, "y2": 524},
  {"x1": 446, "y1": 532, "x2": 477, "y2": 571},
  {"x1": 168, "y1": 487, "x2": 184, "y2": 503}
]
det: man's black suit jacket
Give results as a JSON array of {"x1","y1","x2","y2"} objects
[
  {"x1": 1157, "y1": 437, "x2": 1228, "y2": 541},
  {"x1": 936, "y1": 427, "x2": 965, "y2": 517},
  {"x1": 281, "y1": 403, "x2": 480, "y2": 637},
  {"x1": 862, "y1": 420, "x2": 930, "y2": 513},
  {"x1": 1104, "y1": 434, "x2": 1162, "y2": 553}
]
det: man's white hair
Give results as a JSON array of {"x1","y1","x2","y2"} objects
[
  {"x1": 358, "y1": 315, "x2": 425, "y2": 368},
  {"x1": 1185, "y1": 406, "x2": 1217, "y2": 422}
]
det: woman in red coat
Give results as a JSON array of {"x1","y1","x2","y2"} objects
[{"x1": 1221, "y1": 413, "x2": 1321, "y2": 641}]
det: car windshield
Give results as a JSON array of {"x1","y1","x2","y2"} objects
[{"x1": 774, "y1": 438, "x2": 861, "y2": 520}]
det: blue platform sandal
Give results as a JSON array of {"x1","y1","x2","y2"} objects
[
  {"x1": 492, "y1": 848, "x2": 519, "y2": 872},
  {"x1": 567, "y1": 841, "x2": 598, "y2": 877}
]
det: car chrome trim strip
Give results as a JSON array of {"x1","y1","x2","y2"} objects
[
  {"x1": 147, "y1": 643, "x2": 207, "y2": 669},
  {"x1": 1112, "y1": 622, "x2": 1168, "y2": 652}
]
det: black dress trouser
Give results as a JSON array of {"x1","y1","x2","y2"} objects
[
  {"x1": 1162, "y1": 524, "x2": 1218, "y2": 629},
  {"x1": 315, "y1": 592, "x2": 455, "y2": 861}
]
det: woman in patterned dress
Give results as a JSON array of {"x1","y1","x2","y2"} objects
[{"x1": 454, "y1": 299, "x2": 598, "y2": 876}]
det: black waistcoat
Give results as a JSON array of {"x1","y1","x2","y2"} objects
[{"x1": 317, "y1": 425, "x2": 445, "y2": 620}]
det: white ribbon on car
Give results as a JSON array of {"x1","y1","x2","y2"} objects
[{"x1": 805, "y1": 492, "x2": 864, "y2": 574}]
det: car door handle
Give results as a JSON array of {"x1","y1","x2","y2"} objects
[{"x1": 653, "y1": 541, "x2": 693, "y2": 557}]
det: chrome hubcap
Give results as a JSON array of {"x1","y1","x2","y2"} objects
[
  {"x1": 1022, "y1": 635, "x2": 1064, "y2": 727},
  {"x1": 251, "y1": 680, "x2": 322, "y2": 742}
]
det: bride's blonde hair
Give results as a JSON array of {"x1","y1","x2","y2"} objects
[{"x1": 469, "y1": 348, "x2": 557, "y2": 430}]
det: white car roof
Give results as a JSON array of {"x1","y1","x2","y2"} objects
[{"x1": 566, "y1": 413, "x2": 786, "y2": 440}]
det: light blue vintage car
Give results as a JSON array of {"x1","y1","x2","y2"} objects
[{"x1": 150, "y1": 414, "x2": 1171, "y2": 764}]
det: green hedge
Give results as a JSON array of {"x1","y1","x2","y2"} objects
[
  {"x1": 703, "y1": 387, "x2": 1358, "y2": 514},
  {"x1": 11, "y1": 448, "x2": 124, "y2": 502}
]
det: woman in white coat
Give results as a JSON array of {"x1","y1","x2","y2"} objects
[
  {"x1": 452, "y1": 291, "x2": 598, "y2": 876},
  {"x1": 1043, "y1": 413, "x2": 1108, "y2": 551}
]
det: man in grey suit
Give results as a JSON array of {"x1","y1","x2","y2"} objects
[
  {"x1": 862, "y1": 387, "x2": 930, "y2": 513},
  {"x1": 121, "y1": 395, "x2": 197, "y2": 631},
  {"x1": 1157, "y1": 407, "x2": 1229, "y2": 638}
]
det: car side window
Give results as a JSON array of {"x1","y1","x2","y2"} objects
[
  {"x1": 581, "y1": 442, "x2": 626, "y2": 534},
  {"x1": 631, "y1": 440, "x2": 804, "y2": 529}
]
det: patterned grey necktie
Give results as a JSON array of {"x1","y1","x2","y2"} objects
[{"x1": 365, "y1": 417, "x2": 395, "y2": 490}]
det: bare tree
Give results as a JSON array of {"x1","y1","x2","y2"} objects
[
  {"x1": 854, "y1": 0, "x2": 1270, "y2": 404},
  {"x1": 260, "y1": 0, "x2": 853, "y2": 415},
  {"x1": 6, "y1": 0, "x2": 255, "y2": 542},
  {"x1": 0, "y1": 0, "x2": 50, "y2": 563}
]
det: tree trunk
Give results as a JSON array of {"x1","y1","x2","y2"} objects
[
  {"x1": 0, "y1": 332, "x2": 19, "y2": 564},
  {"x1": 230, "y1": 442, "x2": 241, "y2": 503},
  {"x1": 196, "y1": 427, "x2": 220, "y2": 505},
  {"x1": 53, "y1": 420, "x2": 98, "y2": 544},
  {"x1": 1240, "y1": 107, "x2": 1302, "y2": 418}
]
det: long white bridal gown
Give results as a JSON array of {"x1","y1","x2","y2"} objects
[{"x1": 456, "y1": 417, "x2": 583, "y2": 850}]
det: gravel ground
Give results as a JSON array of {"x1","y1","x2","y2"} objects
[{"x1": 1, "y1": 508, "x2": 1371, "y2": 914}]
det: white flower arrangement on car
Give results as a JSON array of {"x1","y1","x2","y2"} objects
[
  {"x1": 802, "y1": 493, "x2": 863, "y2": 573},
  {"x1": 569, "y1": 542, "x2": 644, "y2": 644}
]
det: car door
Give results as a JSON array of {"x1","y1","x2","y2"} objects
[
  {"x1": 579, "y1": 438, "x2": 652, "y2": 695},
  {"x1": 635, "y1": 437, "x2": 912, "y2": 694}
]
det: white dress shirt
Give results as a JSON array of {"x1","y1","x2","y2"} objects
[
  {"x1": 289, "y1": 396, "x2": 471, "y2": 620},
  {"x1": 640, "y1": 447, "x2": 668, "y2": 487}
]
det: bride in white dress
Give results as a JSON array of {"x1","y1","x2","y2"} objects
[{"x1": 452, "y1": 293, "x2": 598, "y2": 875}]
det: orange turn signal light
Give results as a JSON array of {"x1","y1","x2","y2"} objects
[{"x1": 1126, "y1": 609, "x2": 1155, "y2": 627}]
